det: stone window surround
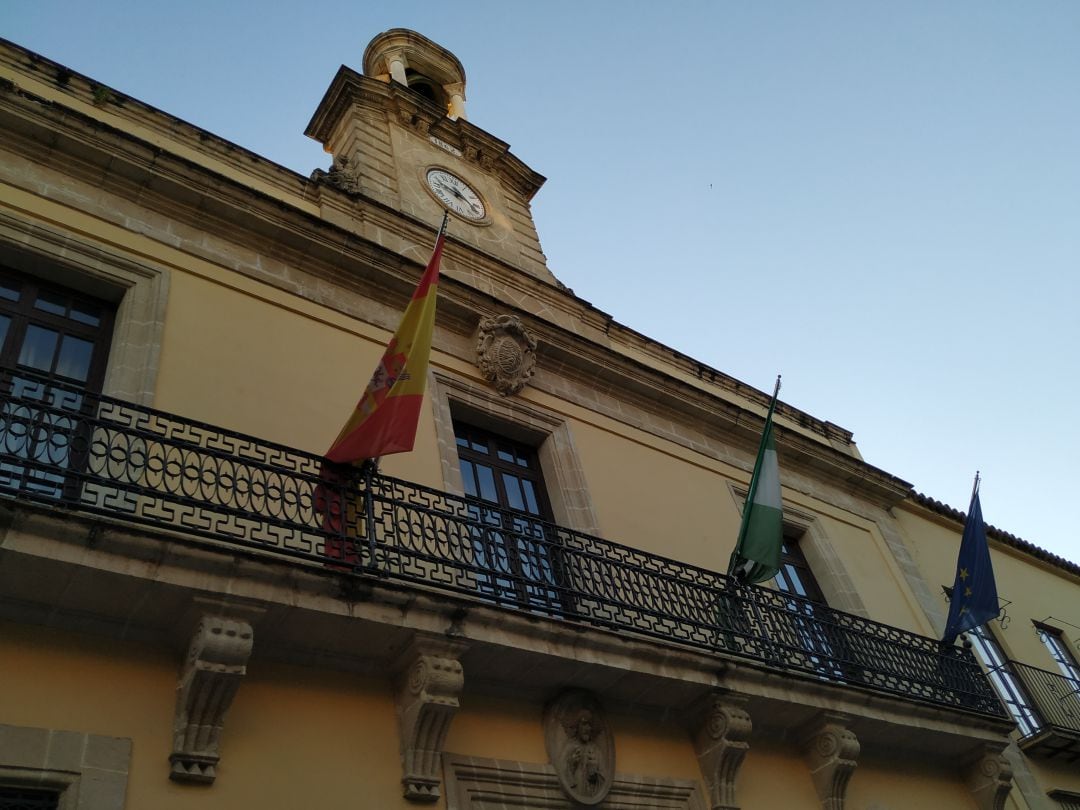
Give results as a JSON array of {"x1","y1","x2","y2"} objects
[
  {"x1": 429, "y1": 369, "x2": 600, "y2": 536},
  {"x1": 442, "y1": 753, "x2": 705, "y2": 810},
  {"x1": 727, "y1": 482, "x2": 869, "y2": 617},
  {"x1": 0, "y1": 724, "x2": 132, "y2": 810},
  {"x1": 0, "y1": 210, "x2": 169, "y2": 407}
]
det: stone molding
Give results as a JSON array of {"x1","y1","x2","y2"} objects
[
  {"x1": 0, "y1": 209, "x2": 168, "y2": 408},
  {"x1": 965, "y1": 744, "x2": 1013, "y2": 810},
  {"x1": 303, "y1": 66, "x2": 545, "y2": 202},
  {"x1": 690, "y1": 692, "x2": 751, "y2": 810},
  {"x1": 543, "y1": 689, "x2": 615, "y2": 806},
  {"x1": 170, "y1": 615, "x2": 254, "y2": 783},
  {"x1": 800, "y1": 712, "x2": 860, "y2": 810},
  {"x1": 395, "y1": 637, "x2": 468, "y2": 803},
  {"x1": 443, "y1": 753, "x2": 706, "y2": 810},
  {"x1": 0, "y1": 724, "x2": 132, "y2": 810},
  {"x1": 429, "y1": 370, "x2": 601, "y2": 536},
  {"x1": 1, "y1": 71, "x2": 910, "y2": 512},
  {"x1": 476, "y1": 313, "x2": 537, "y2": 396}
]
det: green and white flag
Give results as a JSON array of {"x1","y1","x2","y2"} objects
[{"x1": 728, "y1": 377, "x2": 783, "y2": 584}]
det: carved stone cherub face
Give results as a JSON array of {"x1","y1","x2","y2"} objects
[
  {"x1": 544, "y1": 690, "x2": 615, "y2": 806},
  {"x1": 571, "y1": 711, "x2": 595, "y2": 743}
]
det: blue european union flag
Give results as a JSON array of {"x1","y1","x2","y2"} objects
[{"x1": 942, "y1": 491, "x2": 999, "y2": 644}]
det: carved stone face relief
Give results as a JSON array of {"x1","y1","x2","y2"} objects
[
  {"x1": 543, "y1": 689, "x2": 615, "y2": 806},
  {"x1": 475, "y1": 314, "x2": 536, "y2": 396}
]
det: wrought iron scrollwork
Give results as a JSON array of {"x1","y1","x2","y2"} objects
[{"x1": 0, "y1": 367, "x2": 1005, "y2": 719}]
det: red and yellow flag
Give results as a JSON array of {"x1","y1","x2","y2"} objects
[{"x1": 325, "y1": 214, "x2": 448, "y2": 463}]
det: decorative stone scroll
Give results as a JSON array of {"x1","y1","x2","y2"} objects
[
  {"x1": 800, "y1": 712, "x2": 860, "y2": 810},
  {"x1": 325, "y1": 155, "x2": 361, "y2": 194},
  {"x1": 690, "y1": 692, "x2": 752, "y2": 810},
  {"x1": 965, "y1": 744, "x2": 1013, "y2": 810},
  {"x1": 395, "y1": 638, "x2": 467, "y2": 803},
  {"x1": 169, "y1": 615, "x2": 254, "y2": 783},
  {"x1": 543, "y1": 689, "x2": 615, "y2": 806},
  {"x1": 476, "y1": 314, "x2": 537, "y2": 396}
]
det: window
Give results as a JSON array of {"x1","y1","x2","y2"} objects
[
  {"x1": 0, "y1": 268, "x2": 115, "y2": 497},
  {"x1": 771, "y1": 538, "x2": 845, "y2": 678},
  {"x1": 967, "y1": 623, "x2": 1041, "y2": 737},
  {"x1": 453, "y1": 421, "x2": 565, "y2": 612},
  {"x1": 1036, "y1": 624, "x2": 1080, "y2": 685},
  {"x1": 0, "y1": 786, "x2": 60, "y2": 810},
  {"x1": 775, "y1": 539, "x2": 828, "y2": 603}
]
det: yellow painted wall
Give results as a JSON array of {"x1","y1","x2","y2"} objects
[
  {"x1": 567, "y1": 418, "x2": 743, "y2": 570},
  {"x1": 0, "y1": 620, "x2": 416, "y2": 810},
  {"x1": 738, "y1": 741, "x2": 819, "y2": 809},
  {"x1": 847, "y1": 753, "x2": 980, "y2": 810},
  {"x1": 895, "y1": 505, "x2": 1080, "y2": 798},
  {"x1": 814, "y1": 512, "x2": 931, "y2": 635},
  {"x1": 152, "y1": 267, "x2": 445, "y2": 489},
  {"x1": 894, "y1": 505, "x2": 1080, "y2": 666}
]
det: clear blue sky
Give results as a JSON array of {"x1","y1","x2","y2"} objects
[{"x1": 6, "y1": 2, "x2": 1079, "y2": 563}]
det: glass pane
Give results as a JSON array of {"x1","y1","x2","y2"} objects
[
  {"x1": 502, "y1": 473, "x2": 524, "y2": 511},
  {"x1": 785, "y1": 566, "x2": 809, "y2": 598},
  {"x1": 69, "y1": 300, "x2": 102, "y2": 326},
  {"x1": 0, "y1": 278, "x2": 20, "y2": 301},
  {"x1": 34, "y1": 289, "x2": 68, "y2": 316},
  {"x1": 497, "y1": 447, "x2": 514, "y2": 463},
  {"x1": 460, "y1": 460, "x2": 477, "y2": 497},
  {"x1": 456, "y1": 435, "x2": 469, "y2": 448},
  {"x1": 521, "y1": 479, "x2": 540, "y2": 514},
  {"x1": 18, "y1": 324, "x2": 59, "y2": 371},
  {"x1": 476, "y1": 464, "x2": 497, "y2": 502},
  {"x1": 471, "y1": 438, "x2": 487, "y2": 453},
  {"x1": 56, "y1": 335, "x2": 94, "y2": 382},
  {"x1": 0, "y1": 314, "x2": 10, "y2": 347}
]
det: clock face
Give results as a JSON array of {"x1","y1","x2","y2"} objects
[{"x1": 426, "y1": 169, "x2": 487, "y2": 221}]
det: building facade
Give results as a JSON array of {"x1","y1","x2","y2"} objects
[{"x1": 0, "y1": 29, "x2": 1077, "y2": 810}]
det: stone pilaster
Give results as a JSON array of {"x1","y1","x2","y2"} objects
[
  {"x1": 169, "y1": 615, "x2": 254, "y2": 783},
  {"x1": 800, "y1": 712, "x2": 860, "y2": 810},
  {"x1": 965, "y1": 744, "x2": 1013, "y2": 810},
  {"x1": 395, "y1": 637, "x2": 467, "y2": 802},
  {"x1": 691, "y1": 692, "x2": 752, "y2": 810}
]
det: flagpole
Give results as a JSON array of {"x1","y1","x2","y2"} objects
[{"x1": 968, "y1": 470, "x2": 980, "y2": 510}]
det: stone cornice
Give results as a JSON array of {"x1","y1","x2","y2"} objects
[
  {"x1": 0, "y1": 38, "x2": 314, "y2": 206},
  {"x1": 303, "y1": 66, "x2": 546, "y2": 201},
  {"x1": 1, "y1": 45, "x2": 910, "y2": 509}
]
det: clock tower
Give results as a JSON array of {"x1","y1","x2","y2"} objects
[{"x1": 305, "y1": 29, "x2": 557, "y2": 285}]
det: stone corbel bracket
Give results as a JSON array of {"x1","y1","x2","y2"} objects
[
  {"x1": 690, "y1": 692, "x2": 752, "y2": 810},
  {"x1": 169, "y1": 614, "x2": 255, "y2": 783},
  {"x1": 800, "y1": 712, "x2": 860, "y2": 810},
  {"x1": 395, "y1": 637, "x2": 468, "y2": 802},
  {"x1": 965, "y1": 743, "x2": 1013, "y2": 810}
]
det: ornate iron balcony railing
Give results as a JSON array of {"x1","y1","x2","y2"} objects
[
  {"x1": 0, "y1": 368, "x2": 1005, "y2": 719},
  {"x1": 1010, "y1": 661, "x2": 1080, "y2": 740}
]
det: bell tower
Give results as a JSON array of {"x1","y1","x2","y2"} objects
[
  {"x1": 305, "y1": 29, "x2": 556, "y2": 285},
  {"x1": 363, "y1": 29, "x2": 467, "y2": 121}
]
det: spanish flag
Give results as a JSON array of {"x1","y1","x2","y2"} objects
[{"x1": 326, "y1": 213, "x2": 448, "y2": 463}]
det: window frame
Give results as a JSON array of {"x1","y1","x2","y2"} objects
[
  {"x1": 0, "y1": 267, "x2": 115, "y2": 391},
  {"x1": 1035, "y1": 623, "x2": 1080, "y2": 685},
  {"x1": 452, "y1": 419, "x2": 569, "y2": 614},
  {"x1": 942, "y1": 601, "x2": 1043, "y2": 738}
]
